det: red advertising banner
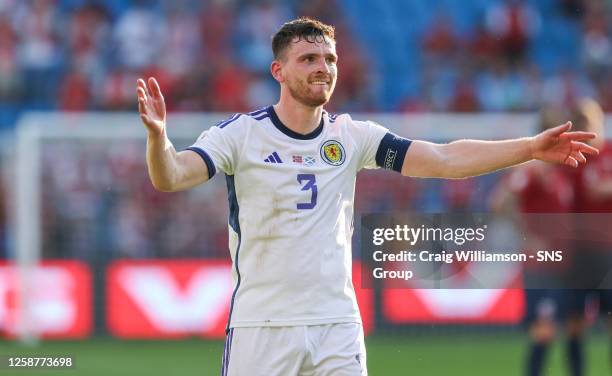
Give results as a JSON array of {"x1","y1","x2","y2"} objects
[
  {"x1": 0, "y1": 261, "x2": 92, "y2": 338},
  {"x1": 107, "y1": 260, "x2": 232, "y2": 338},
  {"x1": 107, "y1": 260, "x2": 375, "y2": 338},
  {"x1": 383, "y1": 288, "x2": 524, "y2": 324}
]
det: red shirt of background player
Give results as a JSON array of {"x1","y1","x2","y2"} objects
[
  {"x1": 571, "y1": 141, "x2": 612, "y2": 249},
  {"x1": 505, "y1": 163, "x2": 574, "y2": 271},
  {"x1": 573, "y1": 141, "x2": 612, "y2": 213},
  {"x1": 508, "y1": 163, "x2": 573, "y2": 213}
]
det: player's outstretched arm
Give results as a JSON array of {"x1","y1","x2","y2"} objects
[
  {"x1": 401, "y1": 121, "x2": 599, "y2": 179},
  {"x1": 137, "y1": 77, "x2": 209, "y2": 192}
]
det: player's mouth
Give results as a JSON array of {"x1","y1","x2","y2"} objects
[{"x1": 310, "y1": 81, "x2": 329, "y2": 85}]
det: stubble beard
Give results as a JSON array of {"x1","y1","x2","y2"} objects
[{"x1": 287, "y1": 77, "x2": 334, "y2": 108}]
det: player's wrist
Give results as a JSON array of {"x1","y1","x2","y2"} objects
[
  {"x1": 527, "y1": 136, "x2": 537, "y2": 161},
  {"x1": 147, "y1": 126, "x2": 167, "y2": 142}
]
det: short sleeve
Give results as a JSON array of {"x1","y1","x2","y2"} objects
[
  {"x1": 186, "y1": 115, "x2": 243, "y2": 178},
  {"x1": 357, "y1": 120, "x2": 389, "y2": 170}
]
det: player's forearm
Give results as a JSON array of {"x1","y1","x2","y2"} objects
[
  {"x1": 440, "y1": 138, "x2": 533, "y2": 178},
  {"x1": 146, "y1": 131, "x2": 181, "y2": 191}
]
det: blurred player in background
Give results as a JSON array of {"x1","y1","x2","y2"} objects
[
  {"x1": 490, "y1": 105, "x2": 575, "y2": 376},
  {"x1": 136, "y1": 17, "x2": 598, "y2": 376},
  {"x1": 564, "y1": 98, "x2": 611, "y2": 376}
]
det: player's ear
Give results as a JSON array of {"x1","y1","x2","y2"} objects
[{"x1": 271, "y1": 60, "x2": 284, "y2": 83}]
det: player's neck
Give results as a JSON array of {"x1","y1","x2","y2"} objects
[{"x1": 273, "y1": 99, "x2": 323, "y2": 136}]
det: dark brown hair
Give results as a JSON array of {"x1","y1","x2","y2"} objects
[{"x1": 272, "y1": 17, "x2": 335, "y2": 60}]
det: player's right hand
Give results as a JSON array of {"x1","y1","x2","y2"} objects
[{"x1": 137, "y1": 77, "x2": 166, "y2": 136}]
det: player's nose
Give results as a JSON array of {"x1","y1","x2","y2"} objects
[{"x1": 315, "y1": 59, "x2": 331, "y2": 74}]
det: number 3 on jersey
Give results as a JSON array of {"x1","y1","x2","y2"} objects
[{"x1": 297, "y1": 174, "x2": 317, "y2": 209}]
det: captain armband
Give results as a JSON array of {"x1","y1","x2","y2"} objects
[{"x1": 374, "y1": 132, "x2": 412, "y2": 172}]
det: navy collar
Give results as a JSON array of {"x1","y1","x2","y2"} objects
[{"x1": 267, "y1": 106, "x2": 324, "y2": 140}]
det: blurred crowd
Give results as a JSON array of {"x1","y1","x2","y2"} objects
[
  {"x1": 38, "y1": 141, "x2": 233, "y2": 259},
  {"x1": 395, "y1": 0, "x2": 612, "y2": 111},
  {"x1": 0, "y1": 0, "x2": 374, "y2": 127},
  {"x1": 0, "y1": 0, "x2": 612, "y2": 127}
]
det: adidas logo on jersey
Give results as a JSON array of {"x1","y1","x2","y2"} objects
[{"x1": 264, "y1": 152, "x2": 283, "y2": 163}]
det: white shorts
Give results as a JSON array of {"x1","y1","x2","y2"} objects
[{"x1": 220, "y1": 323, "x2": 367, "y2": 376}]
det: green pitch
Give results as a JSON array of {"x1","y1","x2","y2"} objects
[{"x1": 0, "y1": 334, "x2": 607, "y2": 375}]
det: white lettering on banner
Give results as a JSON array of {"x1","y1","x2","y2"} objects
[
  {"x1": 117, "y1": 266, "x2": 232, "y2": 332},
  {"x1": 0, "y1": 266, "x2": 77, "y2": 334},
  {"x1": 31, "y1": 268, "x2": 76, "y2": 332},
  {"x1": 412, "y1": 289, "x2": 504, "y2": 318}
]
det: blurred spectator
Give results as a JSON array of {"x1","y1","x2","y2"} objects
[
  {"x1": 160, "y1": 2, "x2": 202, "y2": 81},
  {"x1": 200, "y1": 0, "x2": 236, "y2": 57},
  {"x1": 101, "y1": 69, "x2": 140, "y2": 110},
  {"x1": 14, "y1": 0, "x2": 63, "y2": 106},
  {"x1": 450, "y1": 61, "x2": 479, "y2": 112},
  {"x1": 485, "y1": 0, "x2": 540, "y2": 64},
  {"x1": 518, "y1": 64, "x2": 543, "y2": 111},
  {"x1": 209, "y1": 58, "x2": 250, "y2": 112},
  {"x1": 422, "y1": 64, "x2": 458, "y2": 112},
  {"x1": 450, "y1": 79, "x2": 479, "y2": 112},
  {"x1": 541, "y1": 69, "x2": 596, "y2": 108},
  {"x1": 580, "y1": 0, "x2": 612, "y2": 78},
  {"x1": 468, "y1": 22, "x2": 501, "y2": 70},
  {"x1": 422, "y1": 12, "x2": 459, "y2": 63},
  {"x1": 475, "y1": 60, "x2": 513, "y2": 111},
  {"x1": 112, "y1": 1, "x2": 165, "y2": 71},
  {"x1": 65, "y1": 3, "x2": 110, "y2": 107},
  {"x1": 236, "y1": 0, "x2": 291, "y2": 74},
  {"x1": 0, "y1": 15, "x2": 22, "y2": 103},
  {"x1": 58, "y1": 71, "x2": 91, "y2": 110}
]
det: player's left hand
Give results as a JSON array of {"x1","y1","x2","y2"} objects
[{"x1": 531, "y1": 121, "x2": 599, "y2": 168}]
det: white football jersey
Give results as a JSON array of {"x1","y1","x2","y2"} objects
[{"x1": 187, "y1": 106, "x2": 399, "y2": 330}]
